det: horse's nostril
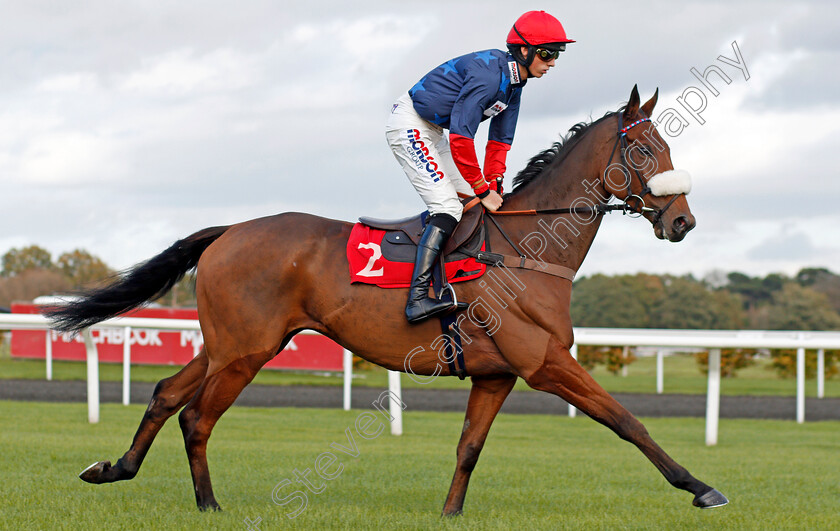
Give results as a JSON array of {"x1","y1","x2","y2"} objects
[{"x1": 673, "y1": 216, "x2": 687, "y2": 231}]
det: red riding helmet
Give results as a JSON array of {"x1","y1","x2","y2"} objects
[
  {"x1": 506, "y1": 11, "x2": 574, "y2": 68},
  {"x1": 507, "y1": 10, "x2": 575, "y2": 48}
]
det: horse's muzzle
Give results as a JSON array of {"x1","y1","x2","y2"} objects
[
  {"x1": 667, "y1": 214, "x2": 695, "y2": 242},
  {"x1": 653, "y1": 212, "x2": 695, "y2": 241}
]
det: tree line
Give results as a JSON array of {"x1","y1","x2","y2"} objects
[
  {"x1": 570, "y1": 268, "x2": 840, "y2": 331},
  {"x1": 2, "y1": 245, "x2": 837, "y2": 378},
  {"x1": 4, "y1": 244, "x2": 839, "y2": 331},
  {"x1": 0, "y1": 245, "x2": 194, "y2": 309},
  {"x1": 570, "y1": 268, "x2": 840, "y2": 379}
]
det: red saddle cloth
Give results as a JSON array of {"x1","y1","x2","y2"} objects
[{"x1": 347, "y1": 223, "x2": 486, "y2": 288}]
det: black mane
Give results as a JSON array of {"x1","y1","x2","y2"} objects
[{"x1": 509, "y1": 109, "x2": 620, "y2": 195}]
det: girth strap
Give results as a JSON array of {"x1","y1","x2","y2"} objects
[
  {"x1": 474, "y1": 251, "x2": 576, "y2": 281},
  {"x1": 478, "y1": 211, "x2": 577, "y2": 281},
  {"x1": 440, "y1": 312, "x2": 466, "y2": 379}
]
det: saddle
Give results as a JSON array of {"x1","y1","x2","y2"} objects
[
  {"x1": 359, "y1": 197, "x2": 484, "y2": 256},
  {"x1": 355, "y1": 197, "x2": 484, "y2": 380},
  {"x1": 356, "y1": 196, "x2": 577, "y2": 283}
]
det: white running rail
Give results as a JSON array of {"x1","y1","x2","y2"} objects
[{"x1": 3, "y1": 315, "x2": 840, "y2": 444}]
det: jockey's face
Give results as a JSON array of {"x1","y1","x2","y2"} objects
[{"x1": 521, "y1": 46, "x2": 556, "y2": 79}]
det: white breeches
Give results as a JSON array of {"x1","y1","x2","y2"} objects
[{"x1": 386, "y1": 93, "x2": 474, "y2": 221}]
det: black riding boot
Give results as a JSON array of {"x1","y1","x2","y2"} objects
[{"x1": 405, "y1": 224, "x2": 459, "y2": 323}]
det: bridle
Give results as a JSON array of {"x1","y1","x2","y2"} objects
[
  {"x1": 491, "y1": 113, "x2": 682, "y2": 226},
  {"x1": 606, "y1": 114, "x2": 681, "y2": 226},
  {"x1": 474, "y1": 113, "x2": 687, "y2": 277}
]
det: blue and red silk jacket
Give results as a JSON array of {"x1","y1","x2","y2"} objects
[{"x1": 409, "y1": 49, "x2": 526, "y2": 197}]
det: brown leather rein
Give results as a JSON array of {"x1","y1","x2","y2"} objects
[
  {"x1": 458, "y1": 184, "x2": 642, "y2": 283},
  {"x1": 457, "y1": 115, "x2": 665, "y2": 282},
  {"x1": 458, "y1": 197, "x2": 581, "y2": 282}
]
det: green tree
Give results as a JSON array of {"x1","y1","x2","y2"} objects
[
  {"x1": 726, "y1": 272, "x2": 778, "y2": 311},
  {"x1": 573, "y1": 273, "x2": 746, "y2": 330},
  {"x1": 154, "y1": 276, "x2": 197, "y2": 307},
  {"x1": 769, "y1": 349, "x2": 839, "y2": 379},
  {"x1": 796, "y1": 268, "x2": 840, "y2": 314},
  {"x1": 796, "y1": 267, "x2": 832, "y2": 287},
  {"x1": 650, "y1": 276, "x2": 745, "y2": 329},
  {"x1": 576, "y1": 345, "x2": 637, "y2": 374},
  {"x1": 710, "y1": 290, "x2": 746, "y2": 329},
  {"x1": 762, "y1": 273, "x2": 787, "y2": 292},
  {"x1": 0, "y1": 269, "x2": 71, "y2": 307},
  {"x1": 571, "y1": 274, "x2": 661, "y2": 328},
  {"x1": 695, "y1": 349, "x2": 757, "y2": 378},
  {"x1": 57, "y1": 249, "x2": 113, "y2": 288},
  {"x1": 1, "y1": 246, "x2": 54, "y2": 277},
  {"x1": 765, "y1": 283, "x2": 840, "y2": 331},
  {"x1": 651, "y1": 277, "x2": 717, "y2": 329}
]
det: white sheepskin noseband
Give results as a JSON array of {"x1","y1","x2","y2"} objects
[{"x1": 647, "y1": 169, "x2": 691, "y2": 196}]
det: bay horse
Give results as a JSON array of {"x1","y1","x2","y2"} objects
[{"x1": 46, "y1": 86, "x2": 728, "y2": 514}]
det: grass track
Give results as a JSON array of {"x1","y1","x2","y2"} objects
[{"x1": 0, "y1": 400, "x2": 838, "y2": 530}]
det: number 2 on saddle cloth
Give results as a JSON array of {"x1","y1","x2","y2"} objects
[
  {"x1": 346, "y1": 222, "x2": 486, "y2": 288},
  {"x1": 346, "y1": 203, "x2": 488, "y2": 379},
  {"x1": 347, "y1": 197, "x2": 489, "y2": 289}
]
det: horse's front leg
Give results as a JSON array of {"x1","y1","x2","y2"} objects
[
  {"x1": 525, "y1": 336, "x2": 728, "y2": 509},
  {"x1": 442, "y1": 374, "x2": 517, "y2": 516}
]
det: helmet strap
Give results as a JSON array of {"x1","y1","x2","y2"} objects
[{"x1": 511, "y1": 25, "x2": 536, "y2": 68}]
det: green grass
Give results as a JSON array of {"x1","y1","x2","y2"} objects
[
  {"x1": 587, "y1": 353, "x2": 840, "y2": 398},
  {"x1": 2, "y1": 350, "x2": 838, "y2": 398},
  {"x1": 0, "y1": 401, "x2": 837, "y2": 530}
]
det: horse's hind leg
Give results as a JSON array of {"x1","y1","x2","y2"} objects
[
  {"x1": 442, "y1": 374, "x2": 517, "y2": 516},
  {"x1": 178, "y1": 352, "x2": 271, "y2": 511},
  {"x1": 525, "y1": 336, "x2": 728, "y2": 508},
  {"x1": 79, "y1": 349, "x2": 209, "y2": 484}
]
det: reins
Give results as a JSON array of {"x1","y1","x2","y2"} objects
[
  {"x1": 463, "y1": 196, "x2": 642, "y2": 217},
  {"x1": 488, "y1": 114, "x2": 663, "y2": 219},
  {"x1": 488, "y1": 203, "x2": 646, "y2": 216},
  {"x1": 467, "y1": 114, "x2": 681, "y2": 282}
]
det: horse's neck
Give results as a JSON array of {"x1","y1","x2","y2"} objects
[{"x1": 504, "y1": 131, "x2": 609, "y2": 272}]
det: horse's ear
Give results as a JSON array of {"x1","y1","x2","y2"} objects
[
  {"x1": 624, "y1": 84, "x2": 641, "y2": 120},
  {"x1": 641, "y1": 88, "x2": 659, "y2": 117}
]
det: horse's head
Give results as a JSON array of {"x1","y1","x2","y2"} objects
[{"x1": 601, "y1": 85, "x2": 696, "y2": 242}]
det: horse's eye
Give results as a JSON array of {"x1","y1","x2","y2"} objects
[{"x1": 639, "y1": 146, "x2": 653, "y2": 157}]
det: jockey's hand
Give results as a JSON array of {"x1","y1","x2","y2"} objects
[
  {"x1": 480, "y1": 190, "x2": 503, "y2": 212},
  {"x1": 489, "y1": 175, "x2": 503, "y2": 195}
]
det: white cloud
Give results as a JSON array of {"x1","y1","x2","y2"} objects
[
  {"x1": 647, "y1": 44, "x2": 840, "y2": 222},
  {"x1": 36, "y1": 72, "x2": 99, "y2": 93},
  {"x1": 1, "y1": 0, "x2": 838, "y2": 280},
  {"x1": 269, "y1": 15, "x2": 434, "y2": 110},
  {"x1": 120, "y1": 48, "x2": 260, "y2": 95},
  {"x1": 17, "y1": 132, "x2": 128, "y2": 185},
  {"x1": 290, "y1": 15, "x2": 434, "y2": 58}
]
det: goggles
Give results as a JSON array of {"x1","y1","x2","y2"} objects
[{"x1": 534, "y1": 45, "x2": 564, "y2": 61}]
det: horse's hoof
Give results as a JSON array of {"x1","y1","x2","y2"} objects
[
  {"x1": 79, "y1": 461, "x2": 111, "y2": 484},
  {"x1": 198, "y1": 502, "x2": 222, "y2": 512},
  {"x1": 693, "y1": 488, "x2": 729, "y2": 508}
]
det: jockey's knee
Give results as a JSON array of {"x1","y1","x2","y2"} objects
[
  {"x1": 431, "y1": 201, "x2": 463, "y2": 223},
  {"x1": 427, "y1": 213, "x2": 458, "y2": 234}
]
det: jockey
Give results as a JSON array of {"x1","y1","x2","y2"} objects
[{"x1": 387, "y1": 10, "x2": 574, "y2": 323}]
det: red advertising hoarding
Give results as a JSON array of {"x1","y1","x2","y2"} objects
[{"x1": 10, "y1": 303, "x2": 344, "y2": 371}]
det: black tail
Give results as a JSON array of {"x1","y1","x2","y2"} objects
[{"x1": 44, "y1": 225, "x2": 230, "y2": 333}]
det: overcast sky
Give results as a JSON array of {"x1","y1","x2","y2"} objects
[{"x1": 2, "y1": 1, "x2": 838, "y2": 281}]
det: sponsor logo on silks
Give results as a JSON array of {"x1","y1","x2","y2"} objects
[
  {"x1": 483, "y1": 100, "x2": 508, "y2": 118},
  {"x1": 391, "y1": 103, "x2": 398, "y2": 113},
  {"x1": 508, "y1": 61, "x2": 520, "y2": 85},
  {"x1": 406, "y1": 129, "x2": 445, "y2": 183}
]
